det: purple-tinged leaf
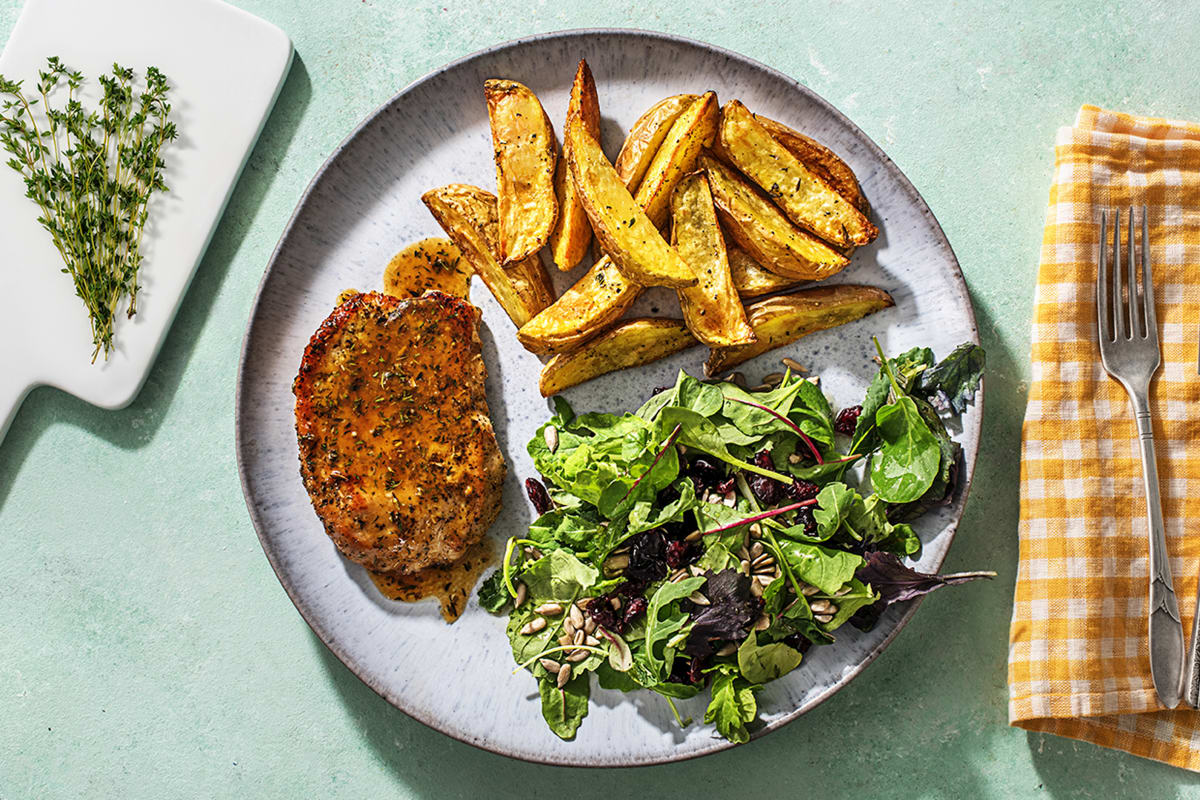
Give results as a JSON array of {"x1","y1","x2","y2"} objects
[{"x1": 855, "y1": 551, "x2": 995, "y2": 604}]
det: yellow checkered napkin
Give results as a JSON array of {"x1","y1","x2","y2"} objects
[{"x1": 1009, "y1": 106, "x2": 1200, "y2": 769}]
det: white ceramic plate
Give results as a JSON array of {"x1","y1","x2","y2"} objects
[
  {"x1": 0, "y1": 0, "x2": 291, "y2": 441},
  {"x1": 236, "y1": 30, "x2": 981, "y2": 767}
]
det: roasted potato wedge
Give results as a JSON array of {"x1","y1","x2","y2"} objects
[
  {"x1": 566, "y1": 118, "x2": 696, "y2": 288},
  {"x1": 754, "y1": 114, "x2": 868, "y2": 214},
  {"x1": 548, "y1": 60, "x2": 601, "y2": 271},
  {"x1": 484, "y1": 79, "x2": 558, "y2": 265},
  {"x1": 383, "y1": 237, "x2": 470, "y2": 299},
  {"x1": 539, "y1": 318, "x2": 699, "y2": 396},
  {"x1": 516, "y1": 256, "x2": 641, "y2": 354},
  {"x1": 615, "y1": 93, "x2": 699, "y2": 192},
  {"x1": 704, "y1": 285, "x2": 894, "y2": 375},
  {"x1": 702, "y1": 155, "x2": 848, "y2": 281},
  {"x1": 727, "y1": 245, "x2": 803, "y2": 299},
  {"x1": 671, "y1": 171, "x2": 755, "y2": 347},
  {"x1": 633, "y1": 91, "x2": 719, "y2": 227},
  {"x1": 421, "y1": 184, "x2": 555, "y2": 328},
  {"x1": 716, "y1": 100, "x2": 876, "y2": 248}
]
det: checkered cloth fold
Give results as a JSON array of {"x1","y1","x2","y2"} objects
[{"x1": 1009, "y1": 105, "x2": 1200, "y2": 769}]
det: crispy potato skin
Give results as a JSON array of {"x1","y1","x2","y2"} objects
[
  {"x1": 702, "y1": 155, "x2": 849, "y2": 281},
  {"x1": 704, "y1": 285, "x2": 894, "y2": 375},
  {"x1": 294, "y1": 291, "x2": 506, "y2": 573},
  {"x1": 516, "y1": 256, "x2": 640, "y2": 354},
  {"x1": 421, "y1": 184, "x2": 555, "y2": 327},
  {"x1": 485, "y1": 79, "x2": 558, "y2": 265},
  {"x1": 539, "y1": 317, "x2": 699, "y2": 396},
  {"x1": 716, "y1": 100, "x2": 876, "y2": 248},
  {"x1": 566, "y1": 118, "x2": 696, "y2": 289},
  {"x1": 548, "y1": 60, "x2": 601, "y2": 271},
  {"x1": 633, "y1": 91, "x2": 719, "y2": 228},
  {"x1": 671, "y1": 171, "x2": 756, "y2": 347},
  {"x1": 727, "y1": 245, "x2": 803, "y2": 298},
  {"x1": 615, "y1": 94, "x2": 699, "y2": 192},
  {"x1": 753, "y1": 114, "x2": 869, "y2": 214}
]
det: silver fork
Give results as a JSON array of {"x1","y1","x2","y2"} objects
[{"x1": 1096, "y1": 206, "x2": 1184, "y2": 708}]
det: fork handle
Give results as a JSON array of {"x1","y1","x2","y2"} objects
[{"x1": 1131, "y1": 394, "x2": 1185, "y2": 708}]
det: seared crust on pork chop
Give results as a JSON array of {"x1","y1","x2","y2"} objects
[{"x1": 294, "y1": 290, "x2": 506, "y2": 573}]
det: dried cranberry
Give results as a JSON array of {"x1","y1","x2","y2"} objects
[
  {"x1": 685, "y1": 457, "x2": 727, "y2": 493},
  {"x1": 783, "y1": 633, "x2": 814, "y2": 655},
  {"x1": 585, "y1": 595, "x2": 619, "y2": 631},
  {"x1": 616, "y1": 578, "x2": 648, "y2": 599},
  {"x1": 834, "y1": 405, "x2": 863, "y2": 436},
  {"x1": 621, "y1": 595, "x2": 648, "y2": 628},
  {"x1": 749, "y1": 450, "x2": 784, "y2": 506},
  {"x1": 714, "y1": 476, "x2": 736, "y2": 495},
  {"x1": 664, "y1": 539, "x2": 692, "y2": 569},
  {"x1": 524, "y1": 478, "x2": 553, "y2": 515},
  {"x1": 794, "y1": 504, "x2": 818, "y2": 536},
  {"x1": 787, "y1": 479, "x2": 820, "y2": 503},
  {"x1": 625, "y1": 530, "x2": 667, "y2": 585}
]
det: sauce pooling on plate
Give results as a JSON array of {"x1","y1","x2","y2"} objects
[
  {"x1": 368, "y1": 538, "x2": 496, "y2": 622},
  {"x1": 383, "y1": 237, "x2": 471, "y2": 299}
]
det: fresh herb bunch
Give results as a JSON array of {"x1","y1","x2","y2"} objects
[
  {"x1": 0, "y1": 57, "x2": 177, "y2": 361},
  {"x1": 480, "y1": 341, "x2": 993, "y2": 742}
]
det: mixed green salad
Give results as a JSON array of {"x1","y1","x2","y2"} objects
[{"x1": 479, "y1": 340, "x2": 991, "y2": 742}]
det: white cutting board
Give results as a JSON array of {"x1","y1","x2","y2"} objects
[{"x1": 0, "y1": 0, "x2": 291, "y2": 440}]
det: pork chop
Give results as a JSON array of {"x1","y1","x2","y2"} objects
[{"x1": 294, "y1": 290, "x2": 506, "y2": 574}]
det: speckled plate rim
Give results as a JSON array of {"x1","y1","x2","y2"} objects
[{"x1": 235, "y1": 28, "x2": 982, "y2": 767}]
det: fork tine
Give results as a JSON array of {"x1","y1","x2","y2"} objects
[
  {"x1": 1113, "y1": 207, "x2": 1126, "y2": 338},
  {"x1": 1098, "y1": 210, "x2": 1110, "y2": 341},
  {"x1": 1128, "y1": 205, "x2": 1142, "y2": 338},
  {"x1": 1140, "y1": 205, "x2": 1156, "y2": 340}
]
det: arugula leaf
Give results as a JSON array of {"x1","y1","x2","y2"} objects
[
  {"x1": 704, "y1": 665, "x2": 758, "y2": 744},
  {"x1": 916, "y1": 342, "x2": 985, "y2": 414},
  {"x1": 736, "y1": 631, "x2": 803, "y2": 683},
  {"x1": 890, "y1": 346, "x2": 935, "y2": 390},
  {"x1": 477, "y1": 570, "x2": 510, "y2": 613},
  {"x1": 538, "y1": 672, "x2": 590, "y2": 740},
  {"x1": 644, "y1": 576, "x2": 706, "y2": 680},
  {"x1": 869, "y1": 395, "x2": 940, "y2": 503},
  {"x1": 812, "y1": 483, "x2": 859, "y2": 541},
  {"x1": 775, "y1": 540, "x2": 862, "y2": 595}
]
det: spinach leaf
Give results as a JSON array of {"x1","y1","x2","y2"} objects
[
  {"x1": 812, "y1": 482, "x2": 859, "y2": 541},
  {"x1": 717, "y1": 379, "x2": 804, "y2": 439},
  {"x1": 704, "y1": 665, "x2": 758, "y2": 744},
  {"x1": 869, "y1": 395, "x2": 940, "y2": 503},
  {"x1": 736, "y1": 631, "x2": 804, "y2": 683},
  {"x1": 850, "y1": 368, "x2": 891, "y2": 455},
  {"x1": 658, "y1": 406, "x2": 792, "y2": 482},
  {"x1": 819, "y1": 578, "x2": 878, "y2": 631},
  {"x1": 775, "y1": 540, "x2": 862, "y2": 595},
  {"x1": 915, "y1": 342, "x2": 985, "y2": 414},
  {"x1": 520, "y1": 549, "x2": 599, "y2": 602},
  {"x1": 595, "y1": 661, "x2": 639, "y2": 692},
  {"x1": 644, "y1": 576, "x2": 706, "y2": 680},
  {"x1": 538, "y1": 672, "x2": 590, "y2": 740},
  {"x1": 477, "y1": 569, "x2": 510, "y2": 613}
]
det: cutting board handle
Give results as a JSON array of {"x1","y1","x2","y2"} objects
[{"x1": 0, "y1": 380, "x2": 33, "y2": 445}]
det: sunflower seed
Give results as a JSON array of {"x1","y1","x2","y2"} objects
[
  {"x1": 737, "y1": 546, "x2": 751, "y2": 561},
  {"x1": 834, "y1": 585, "x2": 852, "y2": 597},
  {"x1": 689, "y1": 565, "x2": 706, "y2": 577},
  {"x1": 567, "y1": 649, "x2": 589, "y2": 662},
  {"x1": 556, "y1": 663, "x2": 572, "y2": 688},
  {"x1": 753, "y1": 613, "x2": 771, "y2": 631},
  {"x1": 752, "y1": 555, "x2": 775, "y2": 571},
  {"x1": 807, "y1": 376, "x2": 821, "y2": 386},
  {"x1": 722, "y1": 492, "x2": 737, "y2": 507},
  {"x1": 570, "y1": 603, "x2": 586, "y2": 626},
  {"x1": 755, "y1": 573, "x2": 774, "y2": 586},
  {"x1": 810, "y1": 599, "x2": 834, "y2": 614},
  {"x1": 715, "y1": 642, "x2": 738, "y2": 657},
  {"x1": 534, "y1": 603, "x2": 563, "y2": 616},
  {"x1": 539, "y1": 658, "x2": 561, "y2": 674},
  {"x1": 584, "y1": 617, "x2": 596, "y2": 635},
  {"x1": 544, "y1": 425, "x2": 559, "y2": 453},
  {"x1": 520, "y1": 617, "x2": 547, "y2": 635},
  {"x1": 781, "y1": 357, "x2": 806, "y2": 373},
  {"x1": 739, "y1": 559, "x2": 751, "y2": 575},
  {"x1": 611, "y1": 544, "x2": 632, "y2": 556},
  {"x1": 522, "y1": 546, "x2": 543, "y2": 560},
  {"x1": 750, "y1": 383, "x2": 772, "y2": 392},
  {"x1": 669, "y1": 568, "x2": 690, "y2": 583},
  {"x1": 749, "y1": 523, "x2": 763, "y2": 539},
  {"x1": 558, "y1": 633, "x2": 573, "y2": 647},
  {"x1": 762, "y1": 371, "x2": 785, "y2": 387},
  {"x1": 610, "y1": 596, "x2": 622, "y2": 611},
  {"x1": 814, "y1": 613, "x2": 834, "y2": 624},
  {"x1": 562, "y1": 619, "x2": 577, "y2": 638},
  {"x1": 801, "y1": 583, "x2": 820, "y2": 596},
  {"x1": 688, "y1": 591, "x2": 711, "y2": 606},
  {"x1": 514, "y1": 582, "x2": 527, "y2": 607},
  {"x1": 573, "y1": 630, "x2": 585, "y2": 646},
  {"x1": 788, "y1": 453, "x2": 803, "y2": 464},
  {"x1": 750, "y1": 580, "x2": 764, "y2": 598},
  {"x1": 585, "y1": 635, "x2": 601, "y2": 647},
  {"x1": 749, "y1": 541, "x2": 764, "y2": 559},
  {"x1": 684, "y1": 529, "x2": 702, "y2": 542}
]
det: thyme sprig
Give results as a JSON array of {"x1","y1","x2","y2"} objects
[{"x1": 0, "y1": 57, "x2": 177, "y2": 361}]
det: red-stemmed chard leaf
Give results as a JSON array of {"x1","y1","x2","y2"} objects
[{"x1": 702, "y1": 499, "x2": 817, "y2": 537}]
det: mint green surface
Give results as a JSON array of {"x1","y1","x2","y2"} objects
[{"x1": 4, "y1": 1, "x2": 1200, "y2": 797}]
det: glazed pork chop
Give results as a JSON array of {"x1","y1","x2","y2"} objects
[{"x1": 294, "y1": 290, "x2": 506, "y2": 574}]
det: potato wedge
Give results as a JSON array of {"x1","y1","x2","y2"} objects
[
  {"x1": 539, "y1": 318, "x2": 699, "y2": 396},
  {"x1": 671, "y1": 172, "x2": 755, "y2": 347},
  {"x1": 548, "y1": 60, "x2": 601, "y2": 271},
  {"x1": 516, "y1": 256, "x2": 640, "y2": 354},
  {"x1": 484, "y1": 79, "x2": 558, "y2": 265},
  {"x1": 421, "y1": 184, "x2": 555, "y2": 327},
  {"x1": 716, "y1": 100, "x2": 876, "y2": 248},
  {"x1": 702, "y1": 155, "x2": 848, "y2": 281},
  {"x1": 754, "y1": 114, "x2": 868, "y2": 213},
  {"x1": 728, "y1": 245, "x2": 803, "y2": 299},
  {"x1": 383, "y1": 237, "x2": 470, "y2": 299},
  {"x1": 615, "y1": 94, "x2": 699, "y2": 192},
  {"x1": 633, "y1": 91, "x2": 719, "y2": 227},
  {"x1": 566, "y1": 118, "x2": 696, "y2": 288},
  {"x1": 704, "y1": 285, "x2": 894, "y2": 375}
]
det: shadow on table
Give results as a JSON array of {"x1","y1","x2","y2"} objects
[
  {"x1": 0, "y1": 53, "x2": 312, "y2": 514},
  {"x1": 1026, "y1": 729, "x2": 1200, "y2": 798}
]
